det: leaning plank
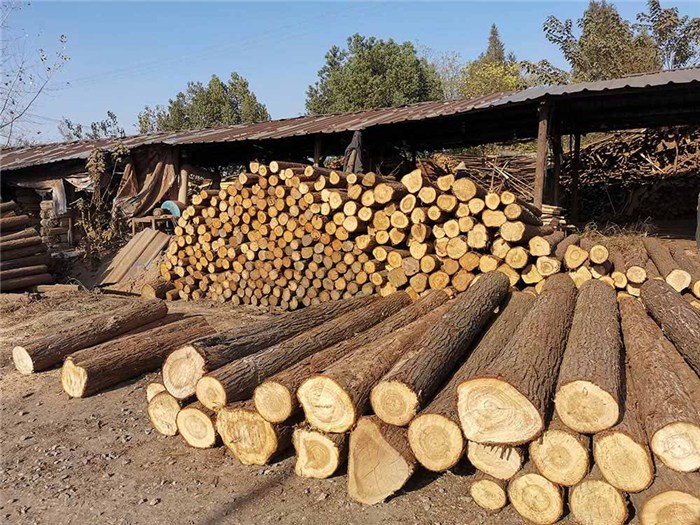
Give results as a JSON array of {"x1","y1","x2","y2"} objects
[
  {"x1": 196, "y1": 293, "x2": 412, "y2": 409},
  {"x1": 61, "y1": 316, "x2": 214, "y2": 397},
  {"x1": 628, "y1": 463, "x2": 700, "y2": 525},
  {"x1": 12, "y1": 299, "x2": 168, "y2": 374},
  {"x1": 162, "y1": 295, "x2": 373, "y2": 399},
  {"x1": 371, "y1": 272, "x2": 509, "y2": 426}
]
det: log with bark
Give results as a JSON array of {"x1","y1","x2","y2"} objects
[
  {"x1": 469, "y1": 472, "x2": 508, "y2": 512},
  {"x1": 467, "y1": 442, "x2": 524, "y2": 480},
  {"x1": 148, "y1": 391, "x2": 182, "y2": 436},
  {"x1": 292, "y1": 424, "x2": 348, "y2": 479},
  {"x1": 671, "y1": 246, "x2": 700, "y2": 298},
  {"x1": 0, "y1": 272, "x2": 53, "y2": 292},
  {"x1": 176, "y1": 401, "x2": 219, "y2": 449},
  {"x1": 628, "y1": 463, "x2": 700, "y2": 525},
  {"x1": 507, "y1": 461, "x2": 564, "y2": 525},
  {"x1": 568, "y1": 465, "x2": 628, "y2": 525},
  {"x1": 643, "y1": 237, "x2": 691, "y2": 292},
  {"x1": 12, "y1": 299, "x2": 168, "y2": 374},
  {"x1": 146, "y1": 382, "x2": 167, "y2": 402}
]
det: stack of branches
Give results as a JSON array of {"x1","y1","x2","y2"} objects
[
  {"x1": 561, "y1": 126, "x2": 700, "y2": 221},
  {"x1": 0, "y1": 200, "x2": 54, "y2": 292},
  {"x1": 145, "y1": 269, "x2": 699, "y2": 525}
]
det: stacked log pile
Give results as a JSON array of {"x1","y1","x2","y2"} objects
[{"x1": 0, "y1": 200, "x2": 54, "y2": 292}]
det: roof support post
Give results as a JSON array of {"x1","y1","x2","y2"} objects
[
  {"x1": 551, "y1": 123, "x2": 562, "y2": 206},
  {"x1": 313, "y1": 136, "x2": 323, "y2": 167},
  {"x1": 533, "y1": 101, "x2": 551, "y2": 208},
  {"x1": 571, "y1": 133, "x2": 581, "y2": 224},
  {"x1": 178, "y1": 167, "x2": 189, "y2": 204}
]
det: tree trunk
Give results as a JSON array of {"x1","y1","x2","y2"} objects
[
  {"x1": 469, "y1": 472, "x2": 508, "y2": 512},
  {"x1": 554, "y1": 234, "x2": 580, "y2": 261},
  {"x1": 176, "y1": 401, "x2": 219, "y2": 449},
  {"x1": 0, "y1": 254, "x2": 51, "y2": 272},
  {"x1": 62, "y1": 316, "x2": 214, "y2": 397},
  {"x1": 0, "y1": 200, "x2": 17, "y2": 215},
  {"x1": 141, "y1": 280, "x2": 175, "y2": 299},
  {"x1": 0, "y1": 227, "x2": 38, "y2": 242},
  {"x1": 593, "y1": 368, "x2": 654, "y2": 493},
  {"x1": 1, "y1": 272, "x2": 53, "y2": 292},
  {"x1": 254, "y1": 290, "x2": 447, "y2": 424},
  {"x1": 297, "y1": 304, "x2": 451, "y2": 433},
  {"x1": 467, "y1": 442, "x2": 524, "y2": 480},
  {"x1": 529, "y1": 231, "x2": 566, "y2": 257},
  {"x1": 0, "y1": 214, "x2": 31, "y2": 231},
  {"x1": 0, "y1": 264, "x2": 49, "y2": 281},
  {"x1": 216, "y1": 402, "x2": 294, "y2": 465},
  {"x1": 347, "y1": 416, "x2": 417, "y2": 505},
  {"x1": 569, "y1": 465, "x2": 628, "y2": 525},
  {"x1": 146, "y1": 382, "x2": 166, "y2": 402},
  {"x1": 458, "y1": 274, "x2": 577, "y2": 445},
  {"x1": 528, "y1": 414, "x2": 590, "y2": 487},
  {"x1": 619, "y1": 296, "x2": 700, "y2": 473},
  {"x1": 0, "y1": 235, "x2": 42, "y2": 251},
  {"x1": 508, "y1": 461, "x2": 564, "y2": 525},
  {"x1": 1, "y1": 243, "x2": 47, "y2": 261},
  {"x1": 643, "y1": 237, "x2": 691, "y2": 292},
  {"x1": 292, "y1": 424, "x2": 348, "y2": 479},
  {"x1": 147, "y1": 391, "x2": 182, "y2": 436},
  {"x1": 629, "y1": 463, "x2": 700, "y2": 525},
  {"x1": 196, "y1": 292, "x2": 412, "y2": 409},
  {"x1": 12, "y1": 299, "x2": 168, "y2": 374},
  {"x1": 641, "y1": 278, "x2": 700, "y2": 375},
  {"x1": 162, "y1": 295, "x2": 373, "y2": 399},
  {"x1": 370, "y1": 272, "x2": 509, "y2": 426},
  {"x1": 554, "y1": 280, "x2": 622, "y2": 433},
  {"x1": 671, "y1": 246, "x2": 700, "y2": 298}
]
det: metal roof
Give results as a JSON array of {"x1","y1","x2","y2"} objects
[{"x1": 2, "y1": 68, "x2": 698, "y2": 172}]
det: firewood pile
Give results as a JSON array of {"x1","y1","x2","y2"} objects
[{"x1": 0, "y1": 200, "x2": 54, "y2": 292}]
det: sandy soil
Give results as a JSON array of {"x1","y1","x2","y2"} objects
[{"x1": 0, "y1": 291, "x2": 541, "y2": 525}]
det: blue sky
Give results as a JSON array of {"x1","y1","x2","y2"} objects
[{"x1": 11, "y1": 1, "x2": 700, "y2": 143}]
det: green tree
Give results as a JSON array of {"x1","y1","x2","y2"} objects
[
  {"x1": 305, "y1": 34, "x2": 443, "y2": 115},
  {"x1": 544, "y1": 0, "x2": 661, "y2": 82},
  {"x1": 484, "y1": 24, "x2": 506, "y2": 63},
  {"x1": 636, "y1": 0, "x2": 700, "y2": 69},
  {"x1": 138, "y1": 72, "x2": 269, "y2": 133},
  {"x1": 58, "y1": 111, "x2": 125, "y2": 141}
]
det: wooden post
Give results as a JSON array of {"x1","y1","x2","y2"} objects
[
  {"x1": 534, "y1": 102, "x2": 551, "y2": 208},
  {"x1": 314, "y1": 136, "x2": 323, "y2": 167},
  {"x1": 551, "y1": 126, "x2": 562, "y2": 206},
  {"x1": 178, "y1": 168, "x2": 189, "y2": 204},
  {"x1": 571, "y1": 134, "x2": 581, "y2": 224}
]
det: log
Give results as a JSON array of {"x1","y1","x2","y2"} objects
[
  {"x1": 12, "y1": 299, "x2": 168, "y2": 374},
  {"x1": 554, "y1": 280, "x2": 622, "y2": 433},
  {"x1": 508, "y1": 461, "x2": 564, "y2": 525},
  {"x1": 1, "y1": 272, "x2": 53, "y2": 292},
  {"x1": 0, "y1": 235, "x2": 42, "y2": 251},
  {"x1": 467, "y1": 442, "x2": 524, "y2": 480},
  {"x1": 0, "y1": 227, "x2": 38, "y2": 242},
  {"x1": 147, "y1": 391, "x2": 182, "y2": 436},
  {"x1": 528, "y1": 414, "x2": 590, "y2": 487},
  {"x1": 370, "y1": 272, "x2": 509, "y2": 426},
  {"x1": 554, "y1": 234, "x2": 580, "y2": 261},
  {"x1": 629, "y1": 463, "x2": 700, "y2": 525},
  {"x1": 569, "y1": 465, "x2": 628, "y2": 525},
  {"x1": 579, "y1": 238, "x2": 609, "y2": 264},
  {"x1": 292, "y1": 425, "x2": 348, "y2": 479},
  {"x1": 141, "y1": 280, "x2": 176, "y2": 300},
  {"x1": 529, "y1": 231, "x2": 565, "y2": 257},
  {"x1": 162, "y1": 295, "x2": 372, "y2": 399},
  {"x1": 216, "y1": 402, "x2": 293, "y2": 465},
  {"x1": 593, "y1": 369, "x2": 654, "y2": 493},
  {"x1": 195, "y1": 293, "x2": 411, "y2": 409},
  {"x1": 254, "y1": 290, "x2": 447, "y2": 424},
  {"x1": 503, "y1": 203, "x2": 542, "y2": 226},
  {"x1": 563, "y1": 244, "x2": 589, "y2": 270},
  {"x1": 62, "y1": 317, "x2": 214, "y2": 397},
  {"x1": 176, "y1": 401, "x2": 219, "y2": 449},
  {"x1": 0, "y1": 254, "x2": 51, "y2": 272},
  {"x1": 297, "y1": 305, "x2": 451, "y2": 433},
  {"x1": 0, "y1": 200, "x2": 17, "y2": 215},
  {"x1": 457, "y1": 274, "x2": 577, "y2": 445},
  {"x1": 640, "y1": 278, "x2": 700, "y2": 375},
  {"x1": 643, "y1": 237, "x2": 691, "y2": 291},
  {"x1": 619, "y1": 296, "x2": 700, "y2": 473},
  {"x1": 0, "y1": 264, "x2": 48, "y2": 281},
  {"x1": 470, "y1": 472, "x2": 508, "y2": 512},
  {"x1": 347, "y1": 416, "x2": 417, "y2": 505},
  {"x1": 499, "y1": 221, "x2": 551, "y2": 243},
  {"x1": 0, "y1": 214, "x2": 31, "y2": 231},
  {"x1": 1, "y1": 243, "x2": 48, "y2": 261},
  {"x1": 671, "y1": 246, "x2": 700, "y2": 298},
  {"x1": 146, "y1": 382, "x2": 167, "y2": 402}
]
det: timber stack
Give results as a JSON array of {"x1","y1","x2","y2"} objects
[{"x1": 0, "y1": 200, "x2": 54, "y2": 292}]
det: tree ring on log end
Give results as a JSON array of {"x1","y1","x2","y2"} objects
[
  {"x1": 470, "y1": 479, "x2": 507, "y2": 511},
  {"x1": 12, "y1": 346, "x2": 33, "y2": 375},
  {"x1": 457, "y1": 378, "x2": 542, "y2": 444},
  {"x1": 529, "y1": 429, "x2": 589, "y2": 486},
  {"x1": 642, "y1": 490, "x2": 700, "y2": 525},
  {"x1": 467, "y1": 442, "x2": 522, "y2": 480},
  {"x1": 162, "y1": 345, "x2": 205, "y2": 399},
  {"x1": 407, "y1": 414, "x2": 464, "y2": 471},
  {"x1": 593, "y1": 433, "x2": 653, "y2": 493},
  {"x1": 176, "y1": 406, "x2": 216, "y2": 449},
  {"x1": 147, "y1": 392, "x2": 180, "y2": 436},
  {"x1": 254, "y1": 381, "x2": 294, "y2": 423},
  {"x1": 297, "y1": 376, "x2": 355, "y2": 433},
  {"x1": 195, "y1": 376, "x2": 227, "y2": 410},
  {"x1": 293, "y1": 428, "x2": 340, "y2": 479},
  {"x1": 61, "y1": 359, "x2": 88, "y2": 398},
  {"x1": 370, "y1": 381, "x2": 419, "y2": 427},
  {"x1": 508, "y1": 473, "x2": 563, "y2": 525},
  {"x1": 570, "y1": 479, "x2": 627, "y2": 525},
  {"x1": 651, "y1": 422, "x2": 700, "y2": 472},
  {"x1": 555, "y1": 380, "x2": 620, "y2": 433}
]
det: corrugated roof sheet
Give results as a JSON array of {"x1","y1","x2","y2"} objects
[{"x1": 2, "y1": 68, "x2": 698, "y2": 172}]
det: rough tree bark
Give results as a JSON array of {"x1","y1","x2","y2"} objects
[{"x1": 628, "y1": 463, "x2": 700, "y2": 525}]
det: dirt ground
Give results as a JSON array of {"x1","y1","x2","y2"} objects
[{"x1": 0, "y1": 290, "x2": 554, "y2": 525}]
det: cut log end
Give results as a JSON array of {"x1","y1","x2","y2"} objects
[
  {"x1": 162, "y1": 345, "x2": 205, "y2": 399},
  {"x1": 217, "y1": 407, "x2": 279, "y2": 465},
  {"x1": 146, "y1": 382, "x2": 167, "y2": 402},
  {"x1": 466, "y1": 442, "x2": 523, "y2": 480},
  {"x1": 297, "y1": 376, "x2": 356, "y2": 433},
  {"x1": 12, "y1": 346, "x2": 34, "y2": 375},
  {"x1": 651, "y1": 422, "x2": 700, "y2": 472},
  {"x1": 60, "y1": 359, "x2": 88, "y2": 398},
  {"x1": 529, "y1": 429, "x2": 589, "y2": 486},
  {"x1": 147, "y1": 391, "x2": 181, "y2": 436},
  {"x1": 508, "y1": 472, "x2": 563, "y2": 525},
  {"x1": 554, "y1": 380, "x2": 620, "y2": 433},
  {"x1": 570, "y1": 479, "x2": 628, "y2": 525},
  {"x1": 370, "y1": 380, "x2": 419, "y2": 427},
  {"x1": 195, "y1": 376, "x2": 227, "y2": 411},
  {"x1": 457, "y1": 378, "x2": 542, "y2": 445},
  {"x1": 666, "y1": 269, "x2": 692, "y2": 292},
  {"x1": 470, "y1": 477, "x2": 507, "y2": 512},
  {"x1": 593, "y1": 432, "x2": 654, "y2": 493},
  {"x1": 254, "y1": 381, "x2": 294, "y2": 424},
  {"x1": 641, "y1": 490, "x2": 700, "y2": 525},
  {"x1": 176, "y1": 405, "x2": 217, "y2": 449},
  {"x1": 293, "y1": 427, "x2": 344, "y2": 479},
  {"x1": 407, "y1": 414, "x2": 464, "y2": 472}
]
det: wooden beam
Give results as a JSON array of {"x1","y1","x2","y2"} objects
[
  {"x1": 313, "y1": 136, "x2": 323, "y2": 167},
  {"x1": 533, "y1": 102, "x2": 551, "y2": 208},
  {"x1": 571, "y1": 133, "x2": 581, "y2": 224},
  {"x1": 551, "y1": 122, "x2": 562, "y2": 206},
  {"x1": 178, "y1": 168, "x2": 189, "y2": 204}
]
